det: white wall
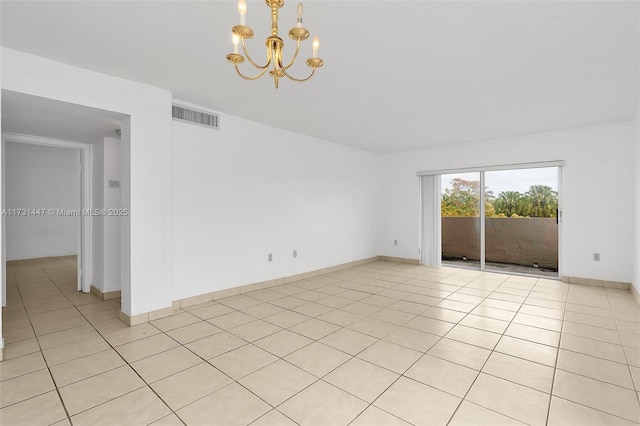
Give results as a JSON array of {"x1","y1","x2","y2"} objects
[
  {"x1": 632, "y1": 108, "x2": 639, "y2": 294},
  {"x1": 92, "y1": 137, "x2": 122, "y2": 294},
  {"x1": 382, "y1": 122, "x2": 635, "y2": 283},
  {"x1": 5, "y1": 142, "x2": 79, "y2": 260},
  {"x1": 1, "y1": 47, "x2": 173, "y2": 317},
  {"x1": 172, "y1": 115, "x2": 383, "y2": 300}
]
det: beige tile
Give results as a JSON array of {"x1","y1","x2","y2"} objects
[
  {"x1": 482, "y1": 352, "x2": 554, "y2": 393},
  {"x1": 0, "y1": 390, "x2": 67, "y2": 426},
  {"x1": 228, "y1": 319, "x2": 282, "y2": 342},
  {"x1": 50, "y1": 349, "x2": 125, "y2": 387},
  {"x1": 165, "y1": 321, "x2": 222, "y2": 344},
  {"x1": 177, "y1": 382, "x2": 270, "y2": 426},
  {"x1": 255, "y1": 329, "x2": 313, "y2": 357},
  {"x1": 279, "y1": 380, "x2": 368, "y2": 426},
  {"x1": 36, "y1": 325, "x2": 97, "y2": 350},
  {"x1": 631, "y1": 366, "x2": 640, "y2": 390},
  {"x1": 553, "y1": 369, "x2": 640, "y2": 422},
  {"x1": 242, "y1": 302, "x2": 286, "y2": 319},
  {"x1": 210, "y1": 344, "x2": 278, "y2": 379},
  {"x1": 289, "y1": 318, "x2": 341, "y2": 340},
  {"x1": 495, "y1": 335, "x2": 557, "y2": 367},
  {"x1": 620, "y1": 331, "x2": 640, "y2": 350},
  {"x1": 291, "y1": 302, "x2": 334, "y2": 317},
  {"x1": 564, "y1": 311, "x2": 618, "y2": 330},
  {"x1": 626, "y1": 347, "x2": 640, "y2": 367},
  {"x1": 71, "y1": 386, "x2": 170, "y2": 426},
  {"x1": 427, "y1": 338, "x2": 491, "y2": 370},
  {"x1": 2, "y1": 338, "x2": 40, "y2": 360},
  {"x1": 519, "y1": 304, "x2": 564, "y2": 320},
  {"x1": 149, "y1": 413, "x2": 184, "y2": 426},
  {"x1": 446, "y1": 325, "x2": 501, "y2": 350},
  {"x1": 102, "y1": 322, "x2": 161, "y2": 346},
  {"x1": 383, "y1": 326, "x2": 440, "y2": 352},
  {"x1": 324, "y1": 357, "x2": 399, "y2": 402},
  {"x1": 449, "y1": 401, "x2": 527, "y2": 426},
  {"x1": 0, "y1": 352, "x2": 47, "y2": 381},
  {"x1": 43, "y1": 335, "x2": 111, "y2": 366},
  {"x1": 263, "y1": 310, "x2": 310, "y2": 328},
  {"x1": 547, "y1": 396, "x2": 638, "y2": 426},
  {"x1": 285, "y1": 342, "x2": 351, "y2": 377},
  {"x1": 466, "y1": 373, "x2": 549, "y2": 426},
  {"x1": 405, "y1": 316, "x2": 455, "y2": 336},
  {"x1": 314, "y1": 325, "x2": 374, "y2": 357},
  {"x1": 479, "y1": 298, "x2": 521, "y2": 312},
  {"x1": 459, "y1": 314, "x2": 509, "y2": 334},
  {"x1": 207, "y1": 310, "x2": 256, "y2": 330},
  {"x1": 505, "y1": 323, "x2": 560, "y2": 347},
  {"x1": 130, "y1": 346, "x2": 201, "y2": 383},
  {"x1": 357, "y1": 340, "x2": 421, "y2": 374},
  {"x1": 115, "y1": 334, "x2": 179, "y2": 363},
  {"x1": 470, "y1": 305, "x2": 516, "y2": 322},
  {"x1": 349, "y1": 406, "x2": 411, "y2": 425},
  {"x1": 317, "y1": 309, "x2": 364, "y2": 327},
  {"x1": 251, "y1": 409, "x2": 298, "y2": 426},
  {"x1": 59, "y1": 366, "x2": 145, "y2": 415},
  {"x1": 0, "y1": 368, "x2": 55, "y2": 408},
  {"x1": 188, "y1": 302, "x2": 234, "y2": 319},
  {"x1": 405, "y1": 354, "x2": 478, "y2": 397},
  {"x1": 149, "y1": 312, "x2": 200, "y2": 331},
  {"x1": 562, "y1": 321, "x2": 621, "y2": 345},
  {"x1": 185, "y1": 331, "x2": 246, "y2": 359},
  {"x1": 151, "y1": 362, "x2": 232, "y2": 410},
  {"x1": 557, "y1": 349, "x2": 634, "y2": 389},
  {"x1": 348, "y1": 317, "x2": 399, "y2": 339},
  {"x1": 239, "y1": 359, "x2": 316, "y2": 405},
  {"x1": 390, "y1": 300, "x2": 430, "y2": 315},
  {"x1": 374, "y1": 376, "x2": 460, "y2": 426}
]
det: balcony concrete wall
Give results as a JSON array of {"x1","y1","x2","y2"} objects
[{"x1": 442, "y1": 217, "x2": 558, "y2": 269}]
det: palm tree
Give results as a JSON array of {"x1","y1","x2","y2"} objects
[
  {"x1": 525, "y1": 185, "x2": 557, "y2": 217},
  {"x1": 494, "y1": 191, "x2": 522, "y2": 217}
]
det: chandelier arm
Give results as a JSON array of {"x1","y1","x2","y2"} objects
[
  {"x1": 234, "y1": 63, "x2": 271, "y2": 81},
  {"x1": 241, "y1": 38, "x2": 270, "y2": 69},
  {"x1": 281, "y1": 39, "x2": 302, "y2": 70},
  {"x1": 280, "y1": 66, "x2": 317, "y2": 83}
]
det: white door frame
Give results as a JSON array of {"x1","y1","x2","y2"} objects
[{"x1": 1, "y1": 132, "x2": 93, "y2": 300}]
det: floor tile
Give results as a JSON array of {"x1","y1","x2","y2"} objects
[
  {"x1": 263, "y1": 310, "x2": 310, "y2": 328},
  {"x1": 448, "y1": 401, "x2": 527, "y2": 426},
  {"x1": 459, "y1": 314, "x2": 509, "y2": 334},
  {"x1": 279, "y1": 380, "x2": 367, "y2": 426},
  {"x1": 149, "y1": 312, "x2": 200, "y2": 332},
  {"x1": 165, "y1": 321, "x2": 222, "y2": 344},
  {"x1": 547, "y1": 396, "x2": 638, "y2": 426},
  {"x1": 115, "y1": 333, "x2": 178, "y2": 363},
  {"x1": 446, "y1": 324, "x2": 501, "y2": 350},
  {"x1": 177, "y1": 382, "x2": 270, "y2": 426},
  {"x1": 229, "y1": 319, "x2": 282, "y2": 342},
  {"x1": 553, "y1": 369, "x2": 640, "y2": 422},
  {"x1": 320, "y1": 328, "x2": 378, "y2": 355},
  {"x1": 71, "y1": 386, "x2": 170, "y2": 426},
  {"x1": 185, "y1": 331, "x2": 247, "y2": 359},
  {"x1": 382, "y1": 326, "x2": 441, "y2": 352},
  {"x1": 349, "y1": 405, "x2": 411, "y2": 426},
  {"x1": 285, "y1": 342, "x2": 351, "y2": 377},
  {"x1": 405, "y1": 354, "x2": 478, "y2": 397},
  {"x1": 130, "y1": 346, "x2": 201, "y2": 383},
  {"x1": 557, "y1": 349, "x2": 634, "y2": 389},
  {"x1": 288, "y1": 318, "x2": 341, "y2": 340},
  {"x1": 0, "y1": 368, "x2": 55, "y2": 408},
  {"x1": 239, "y1": 359, "x2": 317, "y2": 406},
  {"x1": 504, "y1": 322, "x2": 560, "y2": 347},
  {"x1": 210, "y1": 344, "x2": 278, "y2": 379},
  {"x1": 0, "y1": 352, "x2": 47, "y2": 381},
  {"x1": 151, "y1": 362, "x2": 232, "y2": 410},
  {"x1": 466, "y1": 373, "x2": 550, "y2": 426},
  {"x1": 482, "y1": 351, "x2": 554, "y2": 393},
  {"x1": 495, "y1": 335, "x2": 557, "y2": 367},
  {"x1": 250, "y1": 409, "x2": 298, "y2": 426},
  {"x1": 357, "y1": 340, "x2": 421, "y2": 374},
  {"x1": 374, "y1": 376, "x2": 460, "y2": 426},
  {"x1": 0, "y1": 390, "x2": 67, "y2": 426},
  {"x1": 348, "y1": 317, "x2": 399, "y2": 338},
  {"x1": 254, "y1": 329, "x2": 313, "y2": 357},
  {"x1": 405, "y1": 315, "x2": 455, "y2": 336},
  {"x1": 324, "y1": 357, "x2": 399, "y2": 402},
  {"x1": 49, "y1": 349, "x2": 125, "y2": 387},
  {"x1": 427, "y1": 338, "x2": 491, "y2": 370},
  {"x1": 58, "y1": 365, "x2": 144, "y2": 415}
]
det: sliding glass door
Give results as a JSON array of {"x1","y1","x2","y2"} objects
[{"x1": 435, "y1": 165, "x2": 560, "y2": 278}]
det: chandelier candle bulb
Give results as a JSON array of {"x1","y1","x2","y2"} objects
[
  {"x1": 238, "y1": 0, "x2": 247, "y2": 26},
  {"x1": 312, "y1": 36, "x2": 319, "y2": 58},
  {"x1": 232, "y1": 33, "x2": 239, "y2": 54},
  {"x1": 296, "y1": 2, "x2": 303, "y2": 28}
]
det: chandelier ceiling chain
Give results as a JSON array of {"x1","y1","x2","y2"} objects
[{"x1": 226, "y1": 0, "x2": 324, "y2": 89}]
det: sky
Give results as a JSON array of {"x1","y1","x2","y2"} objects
[{"x1": 441, "y1": 167, "x2": 559, "y2": 196}]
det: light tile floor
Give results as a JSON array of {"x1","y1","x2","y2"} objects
[{"x1": 2, "y1": 257, "x2": 640, "y2": 425}]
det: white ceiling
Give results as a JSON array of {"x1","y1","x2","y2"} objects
[{"x1": 1, "y1": 1, "x2": 638, "y2": 153}]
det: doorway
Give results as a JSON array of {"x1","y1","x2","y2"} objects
[{"x1": 421, "y1": 162, "x2": 562, "y2": 278}]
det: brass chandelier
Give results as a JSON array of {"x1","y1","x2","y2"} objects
[{"x1": 226, "y1": 0, "x2": 324, "y2": 89}]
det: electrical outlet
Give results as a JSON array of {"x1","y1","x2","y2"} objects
[
  {"x1": 394, "y1": 240, "x2": 398, "y2": 246},
  {"x1": 593, "y1": 253, "x2": 600, "y2": 261},
  {"x1": 268, "y1": 253, "x2": 273, "y2": 262},
  {"x1": 293, "y1": 250, "x2": 297, "y2": 258}
]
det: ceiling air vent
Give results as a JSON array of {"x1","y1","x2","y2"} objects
[{"x1": 172, "y1": 105, "x2": 219, "y2": 129}]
